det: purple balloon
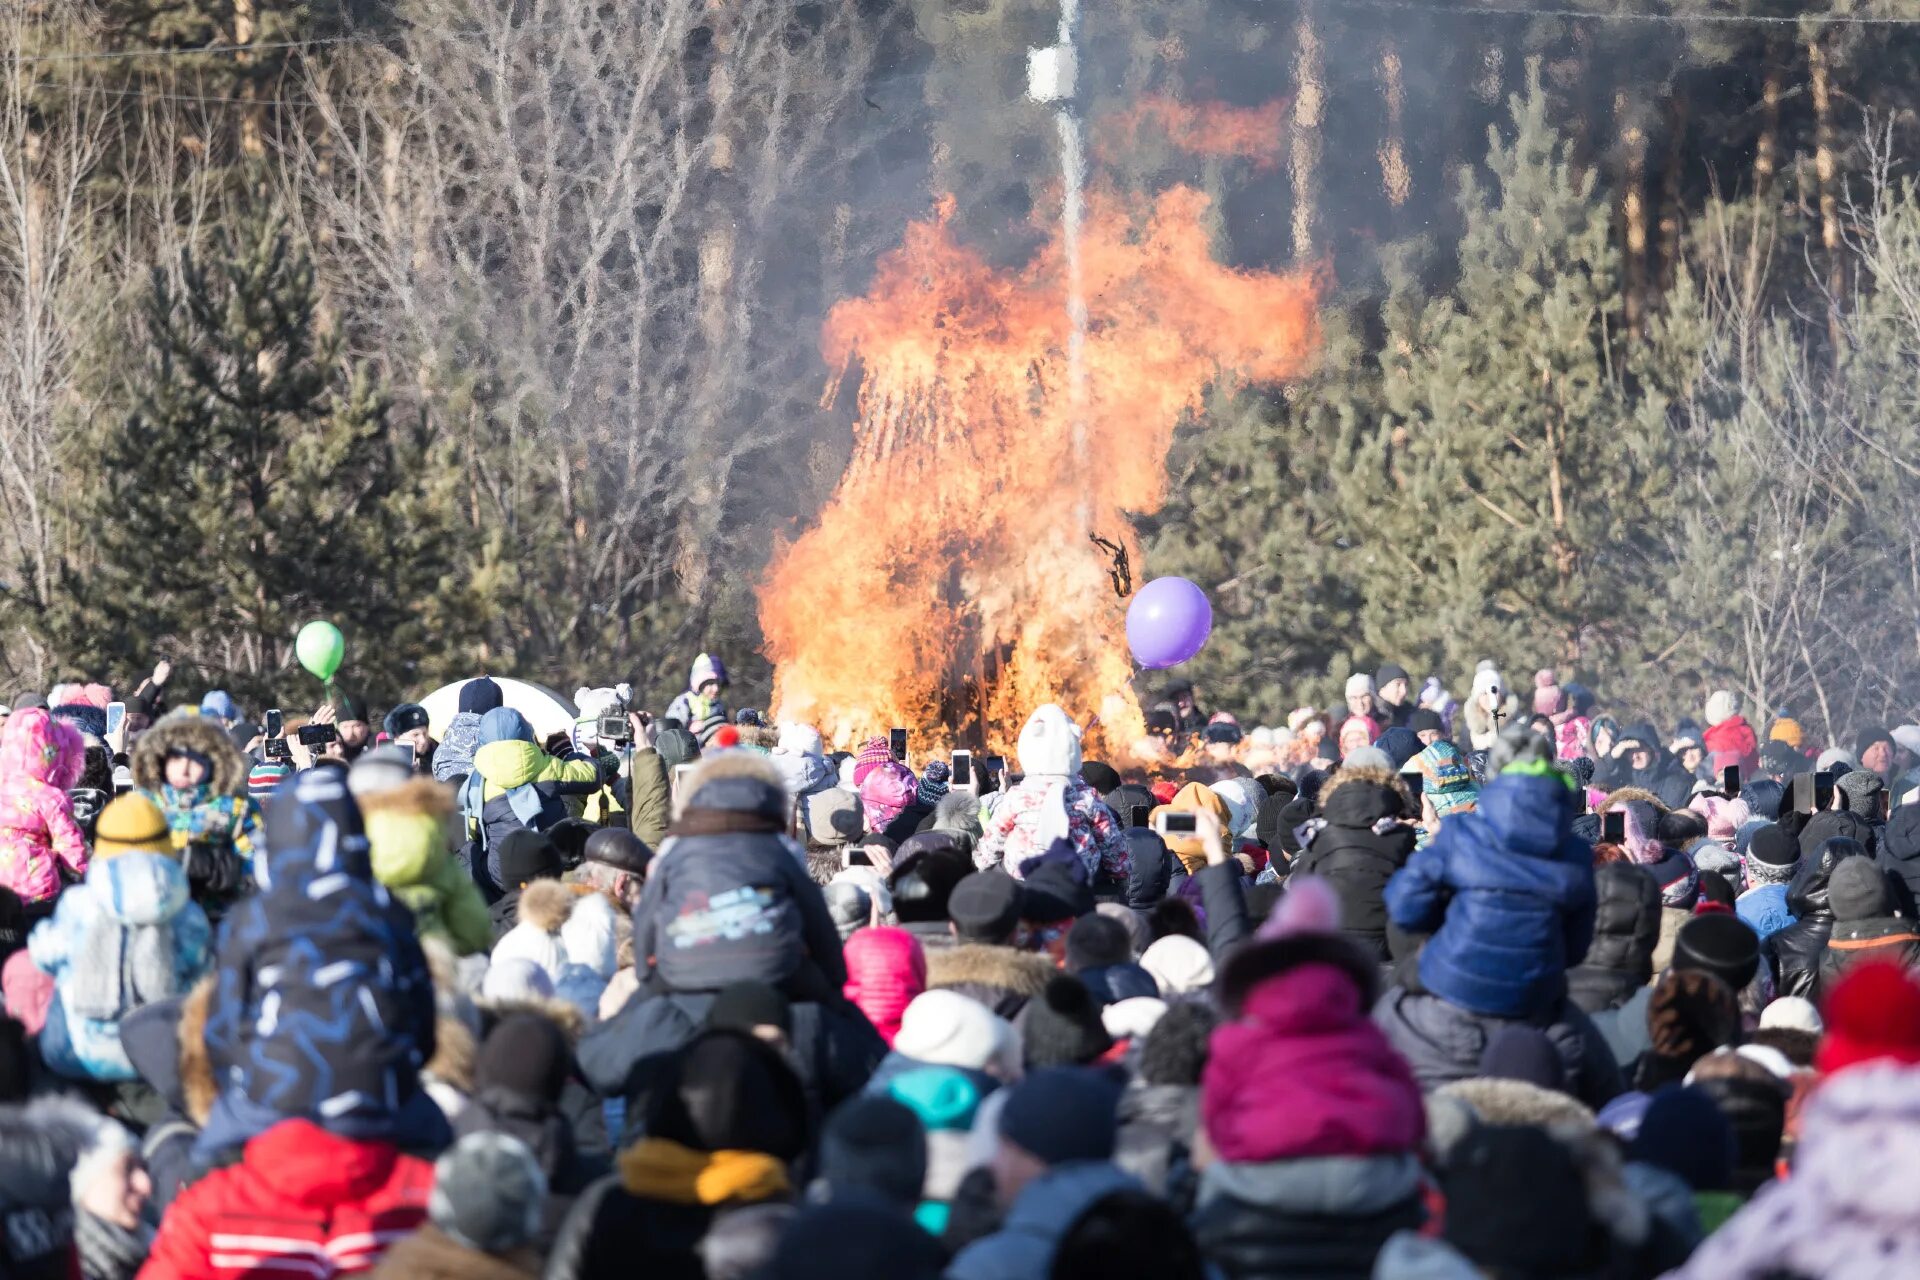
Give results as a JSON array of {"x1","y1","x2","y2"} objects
[{"x1": 1126, "y1": 576, "x2": 1213, "y2": 669}]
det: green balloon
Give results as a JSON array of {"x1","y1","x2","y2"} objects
[{"x1": 296, "y1": 620, "x2": 345, "y2": 682}]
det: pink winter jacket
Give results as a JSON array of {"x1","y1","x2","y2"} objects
[
  {"x1": 842, "y1": 926, "x2": 927, "y2": 1046},
  {"x1": 0, "y1": 708, "x2": 86, "y2": 903}
]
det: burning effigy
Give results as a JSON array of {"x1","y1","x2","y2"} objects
[{"x1": 761, "y1": 178, "x2": 1317, "y2": 756}]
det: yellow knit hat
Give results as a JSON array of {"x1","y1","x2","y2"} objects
[
  {"x1": 1770, "y1": 718, "x2": 1805, "y2": 749},
  {"x1": 93, "y1": 793, "x2": 173, "y2": 859}
]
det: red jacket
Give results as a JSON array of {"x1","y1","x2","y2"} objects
[
  {"x1": 139, "y1": 1120, "x2": 434, "y2": 1280},
  {"x1": 1704, "y1": 716, "x2": 1760, "y2": 778}
]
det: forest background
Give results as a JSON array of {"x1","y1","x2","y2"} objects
[{"x1": 4, "y1": 0, "x2": 1919, "y2": 746}]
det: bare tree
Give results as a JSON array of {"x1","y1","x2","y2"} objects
[{"x1": 286, "y1": 0, "x2": 889, "y2": 685}]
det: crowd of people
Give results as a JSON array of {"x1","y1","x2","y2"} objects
[{"x1": 0, "y1": 652, "x2": 1916, "y2": 1278}]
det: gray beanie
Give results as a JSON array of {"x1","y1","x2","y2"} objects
[
  {"x1": 824, "y1": 880, "x2": 872, "y2": 941},
  {"x1": 430, "y1": 1132, "x2": 547, "y2": 1253}
]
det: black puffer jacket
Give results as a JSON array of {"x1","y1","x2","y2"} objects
[
  {"x1": 1768, "y1": 837, "x2": 1870, "y2": 998},
  {"x1": 1799, "y1": 808, "x2": 1878, "y2": 860},
  {"x1": 1876, "y1": 802, "x2": 1920, "y2": 918},
  {"x1": 1567, "y1": 862, "x2": 1661, "y2": 1014},
  {"x1": 1290, "y1": 770, "x2": 1416, "y2": 965},
  {"x1": 1190, "y1": 1155, "x2": 1426, "y2": 1280}
]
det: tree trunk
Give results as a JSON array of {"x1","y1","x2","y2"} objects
[
  {"x1": 1290, "y1": 6, "x2": 1323, "y2": 261},
  {"x1": 1809, "y1": 33, "x2": 1845, "y2": 362},
  {"x1": 1655, "y1": 90, "x2": 1689, "y2": 296},
  {"x1": 235, "y1": 0, "x2": 264, "y2": 159},
  {"x1": 1739, "y1": 53, "x2": 1783, "y2": 376},
  {"x1": 1617, "y1": 91, "x2": 1648, "y2": 341},
  {"x1": 1377, "y1": 39, "x2": 1409, "y2": 210}
]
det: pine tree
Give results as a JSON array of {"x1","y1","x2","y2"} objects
[
  {"x1": 39, "y1": 206, "x2": 491, "y2": 706},
  {"x1": 1329, "y1": 79, "x2": 1680, "y2": 681}
]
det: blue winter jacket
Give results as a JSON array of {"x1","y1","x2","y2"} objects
[
  {"x1": 946, "y1": 1161, "x2": 1141, "y2": 1280},
  {"x1": 1735, "y1": 883, "x2": 1796, "y2": 939},
  {"x1": 1385, "y1": 768, "x2": 1596, "y2": 1018}
]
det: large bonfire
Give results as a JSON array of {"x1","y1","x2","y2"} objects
[{"x1": 761, "y1": 131, "x2": 1319, "y2": 755}]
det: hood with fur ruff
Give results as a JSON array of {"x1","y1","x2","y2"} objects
[{"x1": 131, "y1": 710, "x2": 248, "y2": 796}]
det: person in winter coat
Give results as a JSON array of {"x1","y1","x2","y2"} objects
[
  {"x1": 547, "y1": 1028, "x2": 806, "y2": 1280},
  {"x1": 1384, "y1": 729, "x2": 1595, "y2": 1020},
  {"x1": 924, "y1": 871, "x2": 1054, "y2": 1020},
  {"x1": 1594, "y1": 725, "x2": 1694, "y2": 810},
  {"x1": 489, "y1": 839, "x2": 620, "y2": 1018},
  {"x1": 130, "y1": 709, "x2": 261, "y2": 915},
  {"x1": 1115, "y1": 1001, "x2": 1213, "y2": 1203},
  {"x1": 1812, "y1": 855, "x2": 1920, "y2": 1002},
  {"x1": 464, "y1": 708, "x2": 613, "y2": 896},
  {"x1": 1290, "y1": 765, "x2": 1417, "y2": 965},
  {"x1": 841, "y1": 926, "x2": 926, "y2": 1046},
  {"x1": 452, "y1": 1012, "x2": 607, "y2": 1252},
  {"x1": 945, "y1": 1068, "x2": 1138, "y2": 1280},
  {"x1": 1738, "y1": 823, "x2": 1801, "y2": 938},
  {"x1": 195, "y1": 769, "x2": 447, "y2": 1165},
  {"x1": 1665, "y1": 961, "x2": 1920, "y2": 1278},
  {"x1": 0, "y1": 1097, "x2": 131, "y2": 1280},
  {"x1": 975, "y1": 705, "x2": 1128, "y2": 888},
  {"x1": 118, "y1": 980, "x2": 217, "y2": 1211},
  {"x1": 30, "y1": 794, "x2": 211, "y2": 1083},
  {"x1": 665, "y1": 653, "x2": 731, "y2": 744},
  {"x1": 1704, "y1": 690, "x2": 1761, "y2": 778},
  {"x1": 433, "y1": 676, "x2": 503, "y2": 786},
  {"x1": 361, "y1": 777, "x2": 492, "y2": 956},
  {"x1": 1878, "y1": 801, "x2": 1920, "y2": 918},
  {"x1": 1566, "y1": 861, "x2": 1661, "y2": 1014},
  {"x1": 1191, "y1": 879, "x2": 1427, "y2": 1280},
  {"x1": 1458, "y1": 664, "x2": 1511, "y2": 753},
  {"x1": 141, "y1": 1116, "x2": 436, "y2": 1279},
  {"x1": 1768, "y1": 836, "x2": 1871, "y2": 999},
  {"x1": 631, "y1": 752, "x2": 847, "y2": 1001},
  {"x1": 771, "y1": 723, "x2": 837, "y2": 838},
  {"x1": 0, "y1": 707, "x2": 86, "y2": 908},
  {"x1": 370, "y1": 1133, "x2": 546, "y2": 1280}
]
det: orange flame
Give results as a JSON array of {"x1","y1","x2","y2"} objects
[
  {"x1": 760, "y1": 184, "x2": 1318, "y2": 755},
  {"x1": 1096, "y1": 96, "x2": 1289, "y2": 168}
]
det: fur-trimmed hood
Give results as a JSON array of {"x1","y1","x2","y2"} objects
[
  {"x1": 1435, "y1": 1076, "x2": 1597, "y2": 1135},
  {"x1": 363, "y1": 778, "x2": 456, "y2": 888},
  {"x1": 516, "y1": 878, "x2": 577, "y2": 934},
  {"x1": 672, "y1": 750, "x2": 788, "y2": 819},
  {"x1": 925, "y1": 943, "x2": 1053, "y2": 998},
  {"x1": 1319, "y1": 764, "x2": 1413, "y2": 826},
  {"x1": 370, "y1": 1224, "x2": 540, "y2": 1280},
  {"x1": 131, "y1": 710, "x2": 248, "y2": 796},
  {"x1": 476, "y1": 992, "x2": 587, "y2": 1044}
]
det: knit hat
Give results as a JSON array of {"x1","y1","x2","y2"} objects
[
  {"x1": 1102, "y1": 996, "x2": 1168, "y2": 1041},
  {"x1": 198, "y1": 690, "x2": 239, "y2": 722},
  {"x1": 246, "y1": 760, "x2": 290, "y2": 799},
  {"x1": 915, "y1": 760, "x2": 951, "y2": 808},
  {"x1": 383, "y1": 703, "x2": 430, "y2": 738},
  {"x1": 1837, "y1": 768, "x2": 1886, "y2": 817},
  {"x1": 1018, "y1": 974, "x2": 1113, "y2": 1068},
  {"x1": 1769, "y1": 717, "x2": 1804, "y2": 748},
  {"x1": 708, "y1": 981, "x2": 793, "y2": 1039},
  {"x1": 475, "y1": 1012, "x2": 571, "y2": 1101},
  {"x1": 1408, "y1": 708, "x2": 1445, "y2": 738},
  {"x1": 331, "y1": 691, "x2": 369, "y2": 724},
  {"x1": 1065, "y1": 914, "x2": 1133, "y2": 972},
  {"x1": 1375, "y1": 663, "x2": 1410, "y2": 691},
  {"x1": 1817, "y1": 961, "x2": 1920, "y2": 1075},
  {"x1": 1140, "y1": 934, "x2": 1215, "y2": 997},
  {"x1": 1019, "y1": 857, "x2": 1094, "y2": 924},
  {"x1": 998, "y1": 1067, "x2": 1123, "y2": 1165},
  {"x1": 761, "y1": 1201, "x2": 944, "y2": 1280},
  {"x1": 1829, "y1": 855, "x2": 1894, "y2": 922},
  {"x1": 1417, "y1": 740, "x2": 1479, "y2": 817},
  {"x1": 948, "y1": 870, "x2": 1023, "y2": 941},
  {"x1": 655, "y1": 725, "x2": 701, "y2": 771},
  {"x1": 91, "y1": 793, "x2": 172, "y2": 859},
  {"x1": 1627, "y1": 1086, "x2": 1736, "y2": 1192},
  {"x1": 481, "y1": 958, "x2": 555, "y2": 1003},
  {"x1": 816, "y1": 1095, "x2": 927, "y2": 1210},
  {"x1": 1745, "y1": 824, "x2": 1799, "y2": 885},
  {"x1": 1477, "y1": 1025, "x2": 1566, "y2": 1092},
  {"x1": 1705, "y1": 690, "x2": 1740, "y2": 728},
  {"x1": 346, "y1": 747, "x2": 413, "y2": 799},
  {"x1": 1817, "y1": 747, "x2": 1862, "y2": 775},
  {"x1": 1079, "y1": 761, "x2": 1122, "y2": 795},
  {"x1": 496, "y1": 829, "x2": 560, "y2": 887},
  {"x1": 1076, "y1": 963, "x2": 1159, "y2": 1008},
  {"x1": 1344, "y1": 672, "x2": 1375, "y2": 700},
  {"x1": 805, "y1": 789, "x2": 863, "y2": 847},
  {"x1": 1759, "y1": 996, "x2": 1823, "y2": 1035},
  {"x1": 459, "y1": 677, "x2": 505, "y2": 715},
  {"x1": 1138, "y1": 1001, "x2": 1217, "y2": 1086},
  {"x1": 893, "y1": 990, "x2": 1012, "y2": 1073},
  {"x1": 824, "y1": 881, "x2": 872, "y2": 941},
  {"x1": 1672, "y1": 912, "x2": 1761, "y2": 992},
  {"x1": 1442, "y1": 1126, "x2": 1595, "y2": 1276}
]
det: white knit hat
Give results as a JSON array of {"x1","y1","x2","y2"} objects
[
  {"x1": 1102, "y1": 996, "x2": 1168, "y2": 1041},
  {"x1": 893, "y1": 991, "x2": 1013, "y2": 1072},
  {"x1": 1758, "y1": 995, "x2": 1824, "y2": 1036},
  {"x1": 1140, "y1": 935, "x2": 1215, "y2": 997},
  {"x1": 1345, "y1": 673, "x2": 1375, "y2": 699}
]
